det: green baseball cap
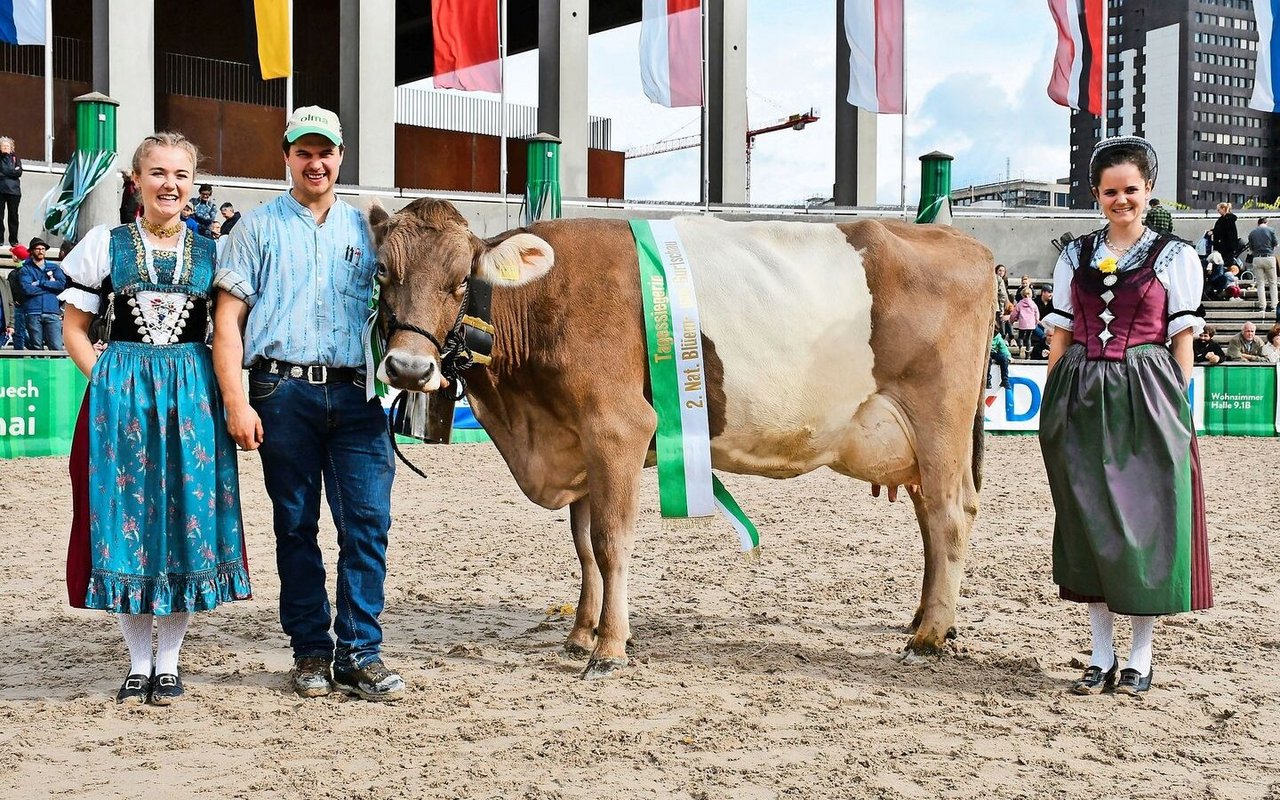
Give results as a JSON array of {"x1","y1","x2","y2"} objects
[{"x1": 284, "y1": 106, "x2": 343, "y2": 146}]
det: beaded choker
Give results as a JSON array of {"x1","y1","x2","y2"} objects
[{"x1": 139, "y1": 217, "x2": 183, "y2": 238}]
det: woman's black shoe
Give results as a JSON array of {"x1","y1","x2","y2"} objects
[
  {"x1": 1114, "y1": 667, "x2": 1153, "y2": 696},
  {"x1": 149, "y1": 673, "x2": 184, "y2": 706},
  {"x1": 115, "y1": 673, "x2": 151, "y2": 705},
  {"x1": 1070, "y1": 658, "x2": 1119, "y2": 695}
]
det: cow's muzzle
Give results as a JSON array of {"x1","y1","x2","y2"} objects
[{"x1": 379, "y1": 350, "x2": 442, "y2": 392}]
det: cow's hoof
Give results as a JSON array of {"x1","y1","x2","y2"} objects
[
  {"x1": 580, "y1": 657, "x2": 628, "y2": 681},
  {"x1": 946, "y1": 625, "x2": 958, "y2": 641},
  {"x1": 902, "y1": 629, "x2": 951, "y2": 659},
  {"x1": 562, "y1": 640, "x2": 592, "y2": 660}
]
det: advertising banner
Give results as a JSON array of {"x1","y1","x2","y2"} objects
[
  {"x1": 1201, "y1": 365, "x2": 1278, "y2": 436},
  {"x1": 0, "y1": 357, "x2": 87, "y2": 459},
  {"x1": 982, "y1": 362, "x2": 1274, "y2": 436}
]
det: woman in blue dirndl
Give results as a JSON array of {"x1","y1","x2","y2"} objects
[{"x1": 60, "y1": 133, "x2": 251, "y2": 705}]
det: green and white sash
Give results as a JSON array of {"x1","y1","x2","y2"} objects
[{"x1": 630, "y1": 219, "x2": 760, "y2": 553}]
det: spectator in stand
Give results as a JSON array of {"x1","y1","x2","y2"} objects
[
  {"x1": 1012, "y1": 286, "x2": 1039, "y2": 357},
  {"x1": 1196, "y1": 228, "x2": 1214, "y2": 260},
  {"x1": 1194, "y1": 325, "x2": 1225, "y2": 365},
  {"x1": 118, "y1": 171, "x2": 140, "y2": 224},
  {"x1": 1143, "y1": 197, "x2": 1173, "y2": 234},
  {"x1": 1212, "y1": 202, "x2": 1240, "y2": 267},
  {"x1": 18, "y1": 237, "x2": 69, "y2": 350},
  {"x1": 995, "y1": 265, "x2": 1013, "y2": 338},
  {"x1": 1247, "y1": 217, "x2": 1277, "y2": 314},
  {"x1": 219, "y1": 202, "x2": 241, "y2": 236},
  {"x1": 1025, "y1": 325, "x2": 1053, "y2": 360},
  {"x1": 192, "y1": 184, "x2": 218, "y2": 237},
  {"x1": 1260, "y1": 324, "x2": 1280, "y2": 364},
  {"x1": 1033, "y1": 284, "x2": 1055, "y2": 321},
  {"x1": 180, "y1": 203, "x2": 199, "y2": 234},
  {"x1": 1226, "y1": 321, "x2": 1266, "y2": 362},
  {"x1": 988, "y1": 325, "x2": 1011, "y2": 389},
  {"x1": 7, "y1": 243, "x2": 29, "y2": 349},
  {"x1": 1205, "y1": 251, "x2": 1241, "y2": 300},
  {"x1": 0, "y1": 136, "x2": 21, "y2": 247}
]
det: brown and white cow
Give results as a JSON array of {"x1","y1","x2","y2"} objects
[{"x1": 369, "y1": 199, "x2": 994, "y2": 679}]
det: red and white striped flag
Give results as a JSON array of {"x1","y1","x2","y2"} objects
[
  {"x1": 639, "y1": 0, "x2": 702, "y2": 108},
  {"x1": 432, "y1": 0, "x2": 501, "y2": 93},
  {"x1": 1046, "y1": 0, "x2": 1103, "y2": 116},
  {"x1": 843, "y1": 0, "x2": 903, "y2": 114}
]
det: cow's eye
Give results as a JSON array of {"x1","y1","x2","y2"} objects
[{"x1": 375, "y1": 261, "x2": 388, "y2": 281}]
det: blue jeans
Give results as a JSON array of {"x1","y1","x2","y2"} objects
[
  {"x1": 249, "y1": 372, "x2": 395, "y2": 669},
  {"x1": 25, "y1": 311, "x2": 63, "y2": 350}
]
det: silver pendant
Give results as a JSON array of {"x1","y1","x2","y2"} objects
[{"x1": 1103, "y1": 274, "x2": 1117, "y2": 287}]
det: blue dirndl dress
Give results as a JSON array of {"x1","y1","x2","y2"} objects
[{"x1": 80, "y1": 224, "x2": 252, "y2": 614}]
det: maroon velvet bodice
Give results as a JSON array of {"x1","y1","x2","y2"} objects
[{"x1": 1071, "y1": 233, "x2": 1171, "y2": 361}]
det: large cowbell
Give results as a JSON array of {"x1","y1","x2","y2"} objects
[{"x1": 389, "y1": 390, "x2": 456, "y2": 445}]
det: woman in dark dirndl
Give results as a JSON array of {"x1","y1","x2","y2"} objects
[
  {"x1": 1039, "y1": 136, "x2": 1212, "y2": 696},
  {"x1": 60, "y1": 133, "x2": 252, "y2": 705}
]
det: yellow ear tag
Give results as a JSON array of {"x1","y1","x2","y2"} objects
[{"x1": 497, "y1": 259, "x2": 520, "y2": 282}]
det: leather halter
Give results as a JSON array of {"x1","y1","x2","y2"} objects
[{"x1": 380, "y1": 277, "x2": 494, "y2": 395}]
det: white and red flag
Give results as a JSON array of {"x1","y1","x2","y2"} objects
[
  {"x1": 432, "y1": 0, "x2": 501, "y2": 93},
  {"x1": 843, "y1": 0, "x2": 903, "y2": 114},
  {"x1": 639, "y1": 0, "x2": 703, "y2": 108},
  {"x1": 1046, "y1": 0, "x2": 1104, "y2": 116}
]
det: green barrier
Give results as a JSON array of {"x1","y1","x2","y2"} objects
[
  {"x1": 1202, "y1": 365, "x2": 1278, "y2": 437},
  {"x1": 0, "y1": 357, "x2": 87, "y2": 458}
]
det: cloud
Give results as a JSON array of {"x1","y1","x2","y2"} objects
[{"x1": 408, "y1": 1, "x2": 1072, "y2": 208}]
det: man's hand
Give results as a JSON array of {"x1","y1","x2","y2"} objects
[{"x1": 225, "y1": 401, "x2": 264, "y2": 451}]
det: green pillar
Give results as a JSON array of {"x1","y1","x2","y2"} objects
[
  {"x1": 524, "y1": 132, "x2": 562, "y2": 225},
  {"x1": 916, "y1": 150, "x2": 954, "y2": 225},
  {"x1": 73, "y1": 92, "x2": 120, "y2": 155}
]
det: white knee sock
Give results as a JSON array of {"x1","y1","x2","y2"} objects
[
  {"x1": 154, "y1": 613, "x2": 191, "y2": 675},
  {"x1": 1128, "y1": 615, "x2": 1156, "y2": 676},
  {"x1": 1087, "y1": 603, "x2": 1116, "y2": 669},
  {"x1": 118, "y1": 614, "x2": 155, "y2": 676}
]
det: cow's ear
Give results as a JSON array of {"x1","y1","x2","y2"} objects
[{"x1": 474, "y1": 233, "x2": 554, "y2": 286}]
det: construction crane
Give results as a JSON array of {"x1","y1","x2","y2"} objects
[{"x1": 624, "y1": 108, "x2": 820, "y2": 201}]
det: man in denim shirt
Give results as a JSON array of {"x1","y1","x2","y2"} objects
[{"x1": 212, "y1": 106, "x2": 402, "y2": 702}]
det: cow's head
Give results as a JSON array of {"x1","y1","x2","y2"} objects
[{"x1": 369, "y1": 198, "x2": 554, "y2": 391}]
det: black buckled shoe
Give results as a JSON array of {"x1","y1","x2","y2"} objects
[
  {"x1": 1114, "y1": 667, "x2": 1153, "y2": 696},
  {"x1": 1070, "y1": 658, "x2": 1119, "y2": 695},
  {"x1": 115, "y1": 673, "x2": 151, "y2": 705},
  {"x1": 149, "y1": 673, "x2": 184, "y2": 706}
]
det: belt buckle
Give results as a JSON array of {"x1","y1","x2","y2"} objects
[{"x1": 305, "y1": 365, "x2": 328, "y2": 384}]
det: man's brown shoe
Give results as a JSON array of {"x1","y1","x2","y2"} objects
[{"x1": 291, "y1": 657, "x2": 333, "y2": 698}]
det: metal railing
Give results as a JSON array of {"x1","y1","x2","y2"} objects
[
  {"x1": 395, "y1": 86, "x2": 612, "y2": 150},
  {"x1": 0, "y1": 36, "x2": 89, "y2": 82},
  {"x1": 164, "y1": 52, "x2": 325, "y2": 107}
]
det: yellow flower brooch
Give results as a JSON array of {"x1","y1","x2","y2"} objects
[{"x1": 1098, "y1": 256, "x2": 1119, "y2": 286}]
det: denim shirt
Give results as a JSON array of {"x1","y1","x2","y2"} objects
[{"x1": 214, "y1": 192, "x2": 376, "y2": 368}]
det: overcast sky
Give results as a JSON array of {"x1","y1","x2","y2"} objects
[{"x1": 416, "y1": 0, "x2": 1070, "y2": 206}]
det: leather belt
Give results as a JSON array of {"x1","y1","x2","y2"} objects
[{"x1": 253, "y1": 359, "x2": 363, "y2": 385}]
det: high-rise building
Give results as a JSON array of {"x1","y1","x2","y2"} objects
[{"x1": 1067, "y1": 0, "x2": 1278, "y2": 210}]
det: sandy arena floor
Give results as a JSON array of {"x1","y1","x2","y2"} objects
[{"x1": 0, "y1": 435, "x2": 1277, "y2": 799}]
